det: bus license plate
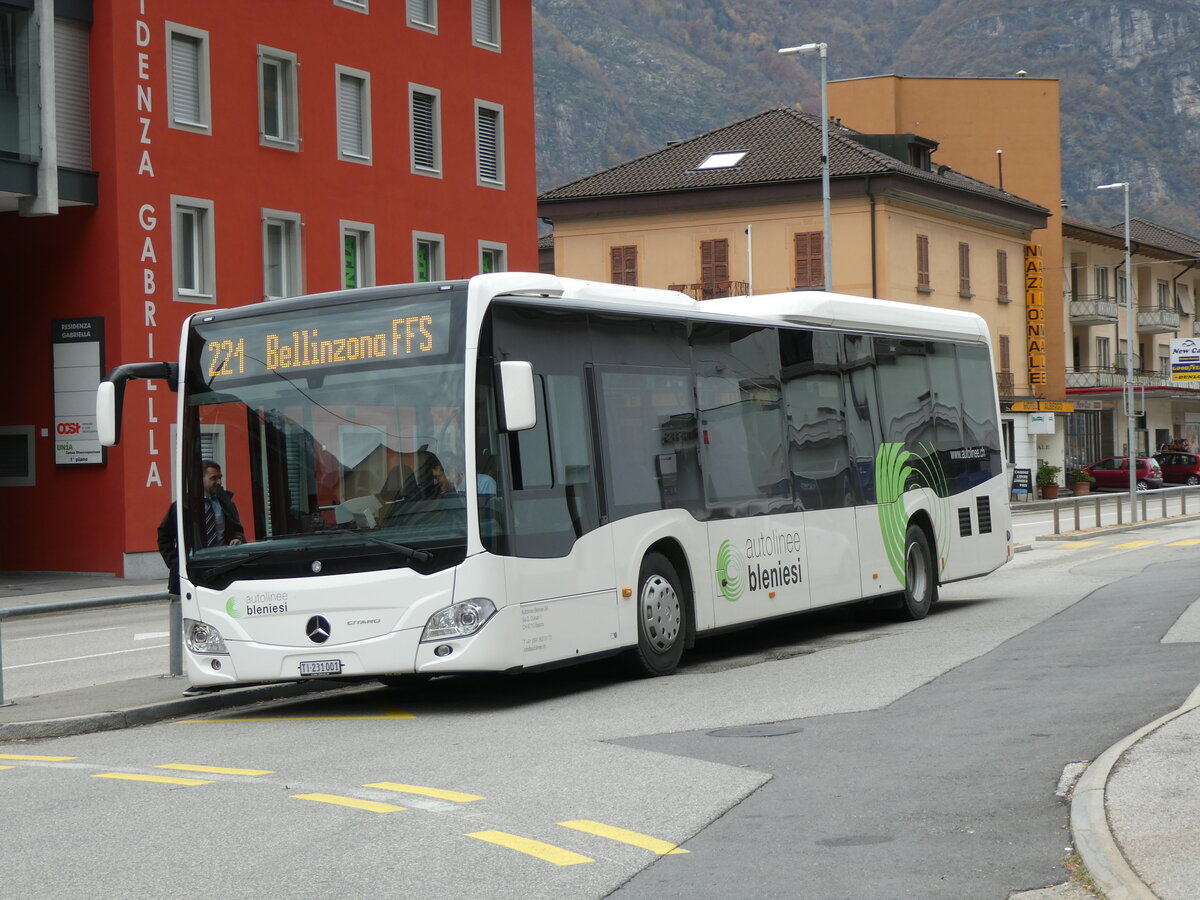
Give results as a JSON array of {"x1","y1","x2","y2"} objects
[{"x1": 299, "y1": 659, "x2": 342, "y2": 676}]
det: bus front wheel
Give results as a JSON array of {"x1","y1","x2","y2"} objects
[
  {"x1": 898, "y1": 524, "x2": 937, "y2": 621},
  {"x1": 627, "y1": 552, "x2": 687, "y2": 676}
]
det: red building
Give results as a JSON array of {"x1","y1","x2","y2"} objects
[{"x1": 0, "y1": 0, "x2": 537, "y2": 578}]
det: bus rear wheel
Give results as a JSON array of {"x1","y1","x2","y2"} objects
[
  {"x1": 627, "y1": 552, "x2": 687, "y2": 676},
  {"x1": 898, "y1": 524, "x2": 937, "y2": 621}
]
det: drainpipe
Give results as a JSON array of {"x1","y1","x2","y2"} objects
[
  {"x1": 18, "y1": 0, "x2": 58, "y2": 217},
  {"x1": 866, "y1": 176, "x2": 878, "y2": 298}
]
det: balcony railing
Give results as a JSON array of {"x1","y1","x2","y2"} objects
[
  {"x1": 1069, "y1": 294, "x2": 1119, "y2": 325},
  {"x1": 1065, "y1": 364, "x2": 1200, "y2": 392},
  {"x1": 996, "y1": 370, "x2": 1015, "y2": 401},
  {"x1": 1137, "y1": 305, "x2": 1181, "y2": 334},
  {"x1": 668, "y1": 281, "x2": 751, "y2": 301}
]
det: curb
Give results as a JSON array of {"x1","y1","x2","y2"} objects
[
  {"x1": 1033, "y1": 512, "x2": 1200, "y2": 543},
  {"x1": 0, "y1": 678, "x2": 349, "y2": 742},
  {"x1": 1070, "y1": 682, "x2": 1200, "y2": 900}
]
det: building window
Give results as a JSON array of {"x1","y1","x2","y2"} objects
[
  {"x1": 263, "y1": 210, "x2": 303, "y2": 300},
  {"x1": 166, "y1": 23, "x2": 211, "y2": 134},
  {"x1": 1117, "y1": 272, "x2": 1128, "y2": 304},
  {"x1": 171, "y1": 196, "x2": 215, "y2": 302},
  {"x1": 336, "y1": 67, "x2": 371, "y2": 163},
  {"x1": 480, "y1": 242, "x2": 506, "y2": 274},
  {"x1": 1160, "y1": 347, "x2": 1170, "y2": 378},
  {"x1": 793, "y1": 231, "x2": 824, "y2": 288},
  {"x1": 997, "y1": 250, "x2": 1009, "y2": 301},
  {"x1": 998, "y1": 334, "x2": 1011, "y2": 372},
  {"x1": 333, "y1": 0, "x2": 368, "y2": 13},
  {"x1": 0, "y1": 425, "x2": 36, "y2": 487},
  {"x1": 917, "y1": 234, "x2": 931, "y2": 291},
  {"x1": 476, "y1": 101, "x2": 504, "y2": 187},
  {"x1": 1096, "y1": 337, "x2": 1111, "y2": 369},
  {"x1": 958, "y1": 242, "x2": 972, "y2": 297},
  {"x1": 610, "y1": 246, "x2": 637, "y2": 285},
  {"x1": 410, "y1": 85, "x2": 441, "y2": 175},
  {"x1": 472, "y1": 0, "x2": 500, "y2": 49},
  {"x1": 1094, "y1": 265, "x2": 1110, "y2": 300},
  {"x1": 407, "y1": 0, "x2": 436, "y2": 31},
  {"x1": 341, "y1": 221, "x2": 375, "y2": 289},
  {"x1": 258, "y1": 47, "x2": 299, "y2": 149},
  {"x1": 1157, "y1": 280, "x2": 1170, "y2": 308},
  {"x1": 413, "y1": 231, "x2": 445, "y2": 282},
  {"x1": 700, "y1": 238, "x2": 729, "y2": 287}
]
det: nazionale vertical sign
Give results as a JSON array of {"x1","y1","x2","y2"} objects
[{"x1": 1025, "y1": 244, "x2": 1047, "y2": 390}]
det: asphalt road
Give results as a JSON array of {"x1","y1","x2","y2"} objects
[{"x1": 3, "y1": 524, "x2": 1199, "y2": 898}]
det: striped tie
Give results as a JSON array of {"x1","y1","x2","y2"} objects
[{"x1": 204, "y1": 500, "x2": 221, "y2": 547}]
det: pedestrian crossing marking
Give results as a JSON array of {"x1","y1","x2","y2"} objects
[
  {"x1": 1054, "y1": 541, "x2": 1104, "y2": 549},
  {"x1": 558, "y1": 819, "x2": 689, "y2": 855},
  {"x1": 0, "y1": 754, "x2": 76, "y2": 761},
  {"x1": 93, "y1": 772, "x2": 212, "y2": 786},
  {"x1": 466, "y1": 830, "x2": 594, "y2": 865},
  {"x1": 1166, "y1": 539, "x2": 1200, "y2": 546},
  {"x1": 364, "y1": 782, "x2": 484, "y2": 803},
  {"x1": 156, "y1": 764, "x2": 274, "y2": 776},
  {"x1": 1111, "y1": 540, "x2": 1157, "y2": 549},
  {"x1": 292, "y1": 792, "x2": 405, "y2": 813}
]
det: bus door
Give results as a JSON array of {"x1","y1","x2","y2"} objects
[{"x1": 489, "y1": 305, "x2": 619, "y2": 664}]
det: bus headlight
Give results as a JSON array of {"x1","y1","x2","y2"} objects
[
  {"x1": 421, "y1": 598, "x2": 497, "y2": 642},
  {"x1": 185, "y1": 619, "x2": 229, "y2": 654}
]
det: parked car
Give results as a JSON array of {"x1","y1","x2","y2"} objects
[
  {"x1": 1154, "y1": 451, "x2": 1200, "y2": 485},
  {"x1": 1083, "y1": 456, "x2": 1163, "y2": 491}
]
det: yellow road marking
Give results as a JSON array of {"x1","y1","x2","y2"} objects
[
  {"x1": 0, "y1": 765, "x2": 14, "y2": 770},
  {"x1": 0, "y1": 753, "x2": 76, "y2": 761},
  {"x1": 1054, "y1": 541, "x2": 1104, "y2": 549},
  {"x1": 558, "y1": 819, "x2": 689, "y2": 855},
  {"x1": 1112, "y1": 540, "x2": 1157, "y2": 549},
  {"x1": 177, "y1": 710, "x2": 414, "y2": 723},
  {"x1": 156, "y1": 764, "x2": 274, "y2": 776},
  {"x1": 1167, "y1": 539, "x2": 1200, "y2": 546},
  {"x1": 466, "y1": 830, "x2": 593, "y2": 866},
  {"x1": 292, "y1": 793, "x2": 405, "y2": 813},
  {"x1": 364, "y1": 782, "x2": 483, "y2": 803},
  {"x1": 93, "y1": 772, "x2": 212, "y2": 786}
]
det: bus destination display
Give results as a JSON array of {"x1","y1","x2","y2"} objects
[{"x1": 198, "y1": 300, "x2": 452, "y2": 382}]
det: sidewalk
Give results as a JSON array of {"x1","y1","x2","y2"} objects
[{"x1": 2, "y1": 569, "x2": 1198, "y2": 899}]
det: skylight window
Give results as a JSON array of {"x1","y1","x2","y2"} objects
[{"x1": 696, "y1": 151, "x2": 747, "y2": 170}]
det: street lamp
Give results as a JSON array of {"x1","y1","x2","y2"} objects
[
  {"x1": 778, "y1": 42, "x2": 831, "y2": 292},
  {"x1": 1097, "y1": 181, "x2": 1136, "y2": 518}
]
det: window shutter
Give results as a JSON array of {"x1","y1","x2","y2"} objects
[
  {"x1": 55, "y1": 19, "x2": 91, "y2": 169},
  {"x1": 170, "y1": 34, "x2": 201, "y2": 124},
  {"x1": 701, "y1": 239, "x2": 728, "y2": 285},
  {"x1": 473, "y1": 0, "x2": 497, "y2": 44},
  {"x1": 477, "y1": 106, "x2": 499, "y2": 181},
  {"x1": 917, "y1": 235, "x2": 930, "y2": 288},
  {"x1": 412, "y1": 92, "x2": 436, "y2": 169},
  {"x1": 959, "y1": 242, "x2": 971, "y2": 294},
  {"x1": 408, "y1": 0, "x2": 434, "y2": 26},
  {"x1": 338, "y1": 74, "x2": 364, "y2": 156},
  {"x1": 997, "y1": 250, "x2": 1008, "y2": 299},
  {"x1": 610, "y1": 246, "x2": 636, "y2": 285},
  {"x1": 794, "y1": 231, "x2": 823, "y2": 288},
  {"x1": 999, "y1": 335, "x2": 1011, "y2": 371}
]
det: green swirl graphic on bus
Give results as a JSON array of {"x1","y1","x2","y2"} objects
[
  {"x1": 226, "y1": 597, "x2": 242, "y2": 618},
  {"x1": 876, "y1": 441, "x2": 950, "y2": 582},
  {"x1": 716, "y1": 539, "x2": 745, "y2": 602}
]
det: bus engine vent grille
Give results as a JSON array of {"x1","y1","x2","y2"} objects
[
  {"x1": 958, "y1": 506, "x2": 972, "y2": 537},
  {"x1": 976, "y1": 497, "x2": 992, "y2": 534}
]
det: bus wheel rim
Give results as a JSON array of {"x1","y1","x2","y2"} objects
[
  {"x1": 641, "y1": 574, "x2": 680, "y2": 652},
  {"x1": 905, "y1": 542, "x2": 927, "y2": 602}
]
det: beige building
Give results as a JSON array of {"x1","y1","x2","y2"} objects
[{"x1": 539, "y1": 107, "x2": 1049, "y2": 473}]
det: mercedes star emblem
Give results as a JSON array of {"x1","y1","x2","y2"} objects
[{"x1": 306, "y1": 615, "x2": 331, "y2": 644}]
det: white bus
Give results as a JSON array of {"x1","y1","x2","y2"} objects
[{"x1": 98, "y1": 273, "x2": 1011, "y2": 687}]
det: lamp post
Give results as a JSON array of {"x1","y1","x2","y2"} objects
[
  {"x1": 778, "y1": 42, "x2": 831, "y2": 292},
  {"x1": 1097, "y1": 181, "x2": 1136, "y2": 517}
]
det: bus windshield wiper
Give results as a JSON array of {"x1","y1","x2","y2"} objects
[
  {"x1": 198, "y1": 550, "x2": 271, "y2": 579},
  {"x1": 352, "y1": 532, "x2": 433, "y2": 564}
]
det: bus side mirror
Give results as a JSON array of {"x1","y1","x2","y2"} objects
[
  {"x1": 497, "y1": 361, "x2": 536, "y2": 432},
  {"x1": 97, "y1": 381, "x2": 118, "y2": 446}
]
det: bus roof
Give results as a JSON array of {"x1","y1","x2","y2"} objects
[{"x1": 476, "y1": 273, "x2": 991, "y2": 344}]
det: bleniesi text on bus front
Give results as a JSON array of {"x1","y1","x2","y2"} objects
[{"x1": 198, "y1": 301, "x2": 451, "y2": 381}]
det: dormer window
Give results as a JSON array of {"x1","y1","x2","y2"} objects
[{"x1": 696, "y1": 151, "x2": 747, "y2": 170}]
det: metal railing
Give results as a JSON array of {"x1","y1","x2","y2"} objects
[
  {"x1": 0, "y1": 592, "x2": 175, "y2": 707},
  {"x1": 1022, "y1": 484, "x2": 1200, "y2": 535}
]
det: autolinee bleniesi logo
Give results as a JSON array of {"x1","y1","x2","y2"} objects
[
  {"x1": 226, "y1": 592, "x2": 290, "y2": 618},
  {"x1": 716, "y1": 539, "x2": 745, "y2": 602}
]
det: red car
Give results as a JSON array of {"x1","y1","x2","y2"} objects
[
  {"x1": 1154, "y1": 451, "x2": 1200, "y2": 485},
  {"x1": 1084, "y1": 456, "x2": 1163, "y2": 491}
]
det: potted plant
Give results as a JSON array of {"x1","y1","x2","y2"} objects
[
  {"x1": 1070, "y1": 467, "x2": 1096, "y2": 495},
  {"x1": 1037, "y1": 463, "x2": 1062, "y2": 499}
]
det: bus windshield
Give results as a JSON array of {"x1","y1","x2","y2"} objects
[{"x1": 180, "y1": 291, "x2": 468, "y2": 587}]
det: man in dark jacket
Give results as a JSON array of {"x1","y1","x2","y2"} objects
[{"x1": 157, "y1": 460, "x2": 245, "y2": 595}]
